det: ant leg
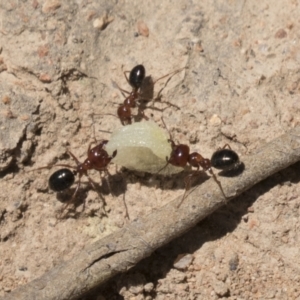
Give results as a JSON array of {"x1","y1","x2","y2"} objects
[
  {"x1": 112, "y1": 78, "x2": 130, "y2": 93},
  {"x1": 139, "y1": 67, "x2": 184, "y2": 112},
  {"x1": 135, "y1": 106, "x2": 149, "y2": 121},
  {"x1": 90, "y1": 115, "x2": 99, "y2": 144},
  {"x1": 93, "y1": 112, "x2": 120, "y2": 121},
  {"x1": 66, "y1": 150, "x2": 81, "y2": 166},
  {"x1": 150, "y1": 67, "x2": 186, "y2": 108},
  {"x1": 121, "y1": 65, "x2": 131, "y2": 84},
  {"x1": 114, "y1": 170, "x2": 130, "y2": 219},
  {"x1": 208, "y1": 168, "x2": 227, "y2": 201},
  {"x1": 161, "y1": 117, "x2": 175, "y2": 142},
  {"x1": 155, "y1": 74, "x2": 178, "y2": 102},
  {"x1": 149, "y1": 76, "x2": 180, "y2": 110},
  {"x1": 153, "y1": 67, "x2": 186, "y2": 85},
  {"x1": 156, "y1": 156, "x2": 170, "y2": 175},
  {"x1": 27, "y1": 163, "x2": 76, "y2": 172},
  {"x1": 52, "y1": 164, "x2": 76, "y2": 170},
  {"x1": 177, "y1": 171, "x2": 198, "y2": 208},
  {"x1": 111, "y1": 79, "x2": 131, "y2": 98},
  {"x1": 110, "y1": 149, "x2": 117, "y2": 160},
  {"x1": 51, "y1": 149, "x2": 89, "y2": 172},
  {"x1": 100, "y1": 169, "x2": 114, "y2": 197},
  {"x1": 86, "y1": 174, "x2": 98, "y2": 191},
  {"x1": 116, "y1": 84, "x2": 131, "y2": 98},
  {"x1": 112, "y1": 66, "x2": 131, "y2": 97},
  {"x1": 219, "y1": 144, "x2": 232, "y2": 150},
  {"x1": 123, "y1": 70, "x2": 131, "y2": 85},
  {"x1": 119, "y1": 89, "x2": 130, "y2": 99},
  {"x1": 86, "y1": 173, "x2": 107, "y2": 215},
  {"x1": 122, "y1": 193, "x2": 130, "y2": 219},
  {"x1": 80, "y1": 116, "x2": 112, "y2": 135},
  {"x1": 59, "y1": 179, "x2": 81, "y2": 216}
]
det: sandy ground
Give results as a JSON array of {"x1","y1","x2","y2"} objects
[{"x1": 1, "y1": 0, "x2": 300, "y2": 299}]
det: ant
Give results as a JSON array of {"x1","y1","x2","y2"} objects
[
  {"x1": 112, "y1": 64, "x2": 186, "y2": 125},
  {"x1": 158, "y1": 118, "x2": 240, "y2": 207},
  {"x1": 36, "y1": 140, "x2": 117, "y2": 215}
]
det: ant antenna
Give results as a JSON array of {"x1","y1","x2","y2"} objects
[
  {"x1": 154, "y1": 66, "x2": 186, "y2": 103},
  {"x1": 155, "y1": 117, "x2": 174, "y2": 175},
  {"x1": 160, "y1": 116, "x2": 174, "y2": 141}
]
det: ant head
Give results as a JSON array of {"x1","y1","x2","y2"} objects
[
  {"x1": 129, "y1": 65, "x2": 145, "y2": 89},
  {"x1": 117, "y1": 105, "x2": 132, "y2": 125},
  {"x1": 169, "y1": 144, "x2": 190, "y2": 168},
  {"x1": 87, "y1": 143, "x2": 115, "y2": 169}
]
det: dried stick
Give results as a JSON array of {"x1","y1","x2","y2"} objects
[{"x1": 3, "y1": 127, "x2": 300, "y2": 300}]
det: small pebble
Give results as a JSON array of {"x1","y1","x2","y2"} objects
[
  {"x1": 229, "y1": 253, "x2": 239, "y2": 271},
  {"x1": 39, "y1": 74, "x2": 52, "y2": 83},
  {"x1": 144, "y1": 282, "x2": 154, "y2": 293},
  {"x1": 212, "y1": 278, "x2": 229, "y2": 296},
  {"x1": 173, "y1": 254, "x2": 194, "y2": 270},
  {"x1": 42, "y1": 0, "x2": 61, "y2": 13},
  {"x1": 209, "y1": 114, "x2": 222, "y2": 126},
  {"x1": 275, "y1": 29, "x2": 287, "y2": 39},
  {"x1": 137, "y1": 20, "x2": 149, "y2": 37},
  {"x1": 93, "y1": 14, "x2": 114, "y2": 30}
]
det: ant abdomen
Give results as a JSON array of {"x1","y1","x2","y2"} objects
[
  {"x1": 129, "y1": 64, "x2": 146, "y2": 89},
  {"x1": 49, "y1": 168, "x2": 75, "y2": 192},
  {"x1": 211, "y1": 148, "x2": 239, "y2": 171}
]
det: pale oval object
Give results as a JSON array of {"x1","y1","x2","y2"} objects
[{"x1": 105, "y1": 121, "x2": 184, "y2": 175}]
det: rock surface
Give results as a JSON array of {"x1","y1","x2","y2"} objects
[{"x1": 0, "y1": 0, "x2": 300, "y2": 299}]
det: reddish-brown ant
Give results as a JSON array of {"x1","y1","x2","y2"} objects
[
  {"x1": 33, "y1": 140, "x2": 117, "y2": 215},
  {"x1": 158, "y1": 118, "x2": 231, "y2": 207},
  {"x1": 111, "y1": 64, "x2": 186, "y2": 125}
]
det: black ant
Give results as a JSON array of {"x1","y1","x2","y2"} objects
[
  {"x1": 158, "y1": 119, "x2": 240, "y2": 207},
  {"x1": 37, "y1": 140, "x2": 117, "y2": 215},
  {"x1": 112, "y1": 64, "x2": 186, "y2": 125}
]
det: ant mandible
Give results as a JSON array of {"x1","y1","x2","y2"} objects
[
  {"x1": 42, "y1": 140, "x2": 117, "y2": 214},
  {"x1": 158, "y1": 119, "x2": 240, "y2": 207},
  {"x1": 114, "y1": 64, "x2": 185, "y2": 125}
]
